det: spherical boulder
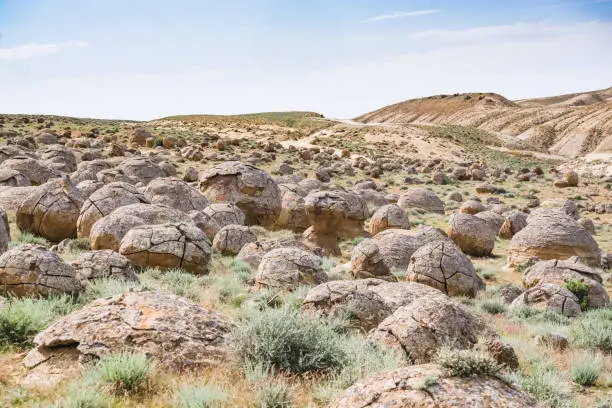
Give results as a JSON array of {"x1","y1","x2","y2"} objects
[
  {"x1": 0, "y1": 169, "x2": 30, "y2": 187},
  {"x1": 199, "y1": 161, "x2": 281, "y2": 227},
  {"x1": 328, "y1": 363, "x2": 536, "y2": 408},
  {"x1": 274, "y1": 183, "x2": 309, "y2": 231},
  {"x1": 510, "y1": 283, "x2": 582, "y2": 317},
  {"x1": 236, "y1": 239, "x2": 310, "y2": 269},
  {"x1": 475, "y1": 210, "x2": 505, "y2": 234},
  {"x1": 77, "y1": 181, "x2": 150, "y2": 238},
  {"x1": 407, "y1": 240, "x2": 485, "y2": 297},
  {"x1": 368, "y1": 204, "x2": 410, "y2": 235},
  {"x1": 522, "y1": 259, "x2": 609, "y2": 308},
  {"x1": 0, "y1": 156, "x2": 57, "y2": 185},
  {"x1": 144, "y1": 177, "x2": 209, "y2": 213},
  {"x1": 350, "y1": 239, "x2": 394, "y2": 281},
  {"x1": 71, "y1": 250, "x2": 138, "y2": 283},
  {"x1": 397, "y1": 188, "x2": 445, "y2": 214},
  {"x1": 448, "y1": 212, "x2": 496, "y2": 256},
  {"x1": 16, "y1": 178, "x2": 85, "y2": 242},
  {"x1": 369, "y1": 296, "x2": 497, "y2": 364},
  {"x1": 255, "y1": 247, "x2": 327, "y2": 290},
  {"x1": 89, "y1": 203, "x2": 192, "y2": 251},
  {"x1": 301, "y1": 279, "x2": 446, "y2": 331},
  {"x1": 119, "y1": 222, "x2": 212, "y2": 275},
  {"x1": 498, "y1": 210, "x2": 528, "y2": 239},
  {"x1": 507, "y1": 210, "x2": 601, "y2": 267},
  {"x1": 113, "y1": 157, "x2": 165, "y2": 185},
  {"x1": 24, "y1": 292, "x2": 231, "y2": 374},
  {"x1": 0, "y1": 244, "x2": 80, "y2": 297},
  {"x1": 39, "y1": 145, "x2": 77, "y2": 173},
  {"x1": 69, "y1": 160, "x2": 111, "y2": 185},
  {"x1": 212, "y1": 224, "x2": 257, "y2": 256},
  {"x1": 372, "y1": 226, "x2": 446, "y2": 272},
  {"x1": 459, "y1": 199, "x2": 486, "y2": 215}
]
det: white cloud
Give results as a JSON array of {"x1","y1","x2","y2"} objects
[
  {"x1": 0, "y1": 41, "x2": 88, "y2": 62},
  {"x1": 368, "y1": 10, "x2": 440, "y2": 22}
]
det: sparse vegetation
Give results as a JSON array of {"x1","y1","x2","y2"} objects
[
  {"x1": 571, "y1": 352, "x2": 603, "y2": 387},
  {"x1": 568, "y1": 308, "x2": 612, "y2": 352},
  {"x1": 96, "y1": 352, "x2": 153, "y2": 395},
  {"x1": 564, "y1": 279, "x2": 590, "y2": 310},
  {"x1": 437, "y1": 347, "x2": 500, "y2": 378},
  {"x1": 172, "y1": 383, "x2": 228, "y2": 408}
]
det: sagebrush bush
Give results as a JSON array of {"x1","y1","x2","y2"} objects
[
  {"x1": 8, "y1": 231, "x2": 49, "y2": 248},
  {"x1": 568, "y1": 308, "x2": 612, "y2": 352},
  {"x1": 232, "y1": 306, "x2": 347, "y2": 374},
  {"x1": 96, "y1": 352, "x2": 153, "y2": 394},
  {"x1": 140, "y1": 268, "x2": 207, "y2": 301},
  {"x1": 152, "y1": 136, "x2": 164, "y2": 147},
  {"x1": 228, "y1": 258, "x2": 254, "y2": 282},
  {"x1": 571, "y1": 352, "x2": 603, "y2": 387},
  {"x1": 172, "y1": 383, "x2": 228, "y2": 408},
  {"x1": 437, "y1": 347, "x2": 500, "y2": 377},
  {"x1": 0, "y1": 296, "x2": 75, "y2": 348},
  {"x1": 479, "y1": 299, "x2": 507, "y2": 315},
  {"x1": 512, "y1": 358, "x2": 574, "y2": 408},
  {"x1": 255, "y1": 382, "x2": 292, "y2": 408},
  {"x1": 54, "y1": 388, "x2": 111, "y2": 408}
]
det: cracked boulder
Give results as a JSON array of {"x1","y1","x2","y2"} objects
[
  {"x1": 0, "y1": 168, "x2": 30, "y2": 187},
  {"x1": 189, "y1": 202, "x2": 245, "y2": 241},
  {"x1": 397, "y1": 188, "x2": 445, "y2": 214},
  {"x1": 119, "y1": 222, "x2": 212, "y2": 275},
  {"x1": 255, "y1": 247, "x2": 327, "y2": 291},
  {"x1": 369, "y1": 296, "x2": 500, "y2": 364},
  {"x1": 77, "y1": 181, "x2": 150, "y2": 238},
  {"x1": 23, "y1": 292, "x2": 232, "y2": 382},
  {"x1": 199, "y1": 161, "x2": 281, "y2": 227},
  {"x1": 144, "y1": 177, "x2": 209, "y2": 213},
  {"x1": 89, "y1": 203, "x2": 192, "y2": 251},
  {"x1": 16, "y1": 178, "x2": 86, "y2": 242},
  {"x1": 407, "y1": 240, "x2": 485, "y2": 297},
  {"x1": 113, "y1": 157, "x2": 165, "y2": 185},
  {"x1": 475, "y1": 211, "x2": 505, "y2": 234},
  {"x1": 498, "y1": 210, "x2": 527, "y2": 239},
  {"x1": 39, "y1": 145, "x2": 77, "y2": 174},
  {"x1": 510, "y1": 283, "x2": 582, "y2": 317},
  {"x1": 372, "y1": 226, "x2": 446, "y2": 272},
  {"x1": 328, "y1": 363, "x2": 536, "y2": 408},
  {"x1": 237, "y1": 239, "x2": 310, "y2": 269},
  {"x1": 69, "y1": 160, "x2": 111, "y2": 185},
  {"x1": 350, "y1": 239, "x2": 394, "y2": 281},
  {"x1": 522, "y1": 258, "x2": 609, "y2": 308},
  {"x1": 301, "y1": 279, "x2": 446, "y2": 331},
  {"x1": 212, "y1": 224, "x2": 257, "y2": 256},
  {"x1": 0, "y1": 244, "x2": 81, "y2": 297},
  {"x1": 71, "y1": 250, "x2": 138, "y2": 283},
  {"x1": 0, "y1": 156, "x2": 58, "y2": 185},
  {"x1": 448, "y1": 212, "x2": 496, "y2": 257},
  {"x1": 369, "y1": 204, "x2": 410, "y2": 235},
  {"x1": 274, "y1": 183, "x2": 309, "y2": 231},
  {"x1": 508, "y1": 209, "x2": 601, "y2": 267}
]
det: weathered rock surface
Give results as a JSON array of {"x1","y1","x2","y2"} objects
[
  {"x1": 508, "y1": 210, "x2": 601, "y2": 267},
  {"x1": 407, "y1": 240, "x2": 485, "y2": 297},
  {"x1": 328, "y1": 363, "x2": 536, "y2": 408},
  {"x1": 71, "y1": 250, "x2": 138, "y2": 283},
  {"x1": 24, "y1": 292, "x2": 231, "y2": 374},
  {"x1": 119, "y1": 222, "x2": 212, "y2": 275},
  {"x1": 255, "y1": 247, "x2": 327, "y2": 290},
  {"x1": 510, "y1": 283, "x2": 582, "y2": 317},
  {"x1": 16, "y1": 178, "x2": 85, "y2": 242},
  {"x1": 448, "y1": 212, "x2": 496, "y2": 256},
  {"x1": 368, "y1": 204, "x2": 410, "y2": 235},
  {"x1": 372, "y1": 227, "x2": 446, "y2": 271},
  {"x1": 0, "y1": 244, "x2": 80, "y2": 297},
  {"x1": 397, "y1": 188, "x2": 445, "y2": 214},
  {"x1": 199, "y1": 161, "x2": 281, "y2": 227},
  {"x1": 144, "y1": 177, "x2": 209, "y2": 213},
  {"x1": 212, "y1": 224, "x2": 257, "y2": 256},
  {"x1": 350, "y1": 239, "x2": 394, "y2": 281}
]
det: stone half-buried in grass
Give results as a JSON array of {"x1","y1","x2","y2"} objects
[{"x1": 22, "y1": 291, "x2": 231, "y2": 386}]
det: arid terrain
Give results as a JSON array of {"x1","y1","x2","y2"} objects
[{"x1": 0, "y1": 88, "x2": 610, "y2": 408}]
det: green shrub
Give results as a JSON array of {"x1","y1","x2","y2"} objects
[
  {"x1": 96, "y1": 352, "x2": 153, "y2": 394},
  {"x1": 139, "y1": 268, "x2": 207, "y2": 301},
  {"x1": 437, "y1": 347, "x2": 500, "y2": 377},
  {"x1": 568, "y1": 308, "x2": 612, "y2": 352},
  {"x1": 55, "y1": 388, "x2": 111, "y2": 408},
  {"x1": 417, "y1": 375, "x2": 439, "y2": 390},
  {"x1": 152, "y1": 137, "x2": 163, "y2": 147},
  {"x1": 509, "y1": 306, "x2": 570, "y2": 325},
  {"x1": 228, "y1": 258, "x2": 254, "y2": 283},
  {"x1": 172, "y1": 383, "x2": 228, "y2": 408},
  {"x1": 350, "y1": 237, "x2": 364, "y2": 246},
  {"x1": 564, "y1": 279, "x2": 589, "y2": 310},
  {"x1": 513, "y1": 359, "x2": 574, "y2": 408},
  {"x1": 8, "y1": 231, "x2": 49, "y2": 248},
  {"x1": 571, "y1": 352, "x2": 603, "y2": 387},
  {"x1": 232, "y1": 306, "x2": 347, "y2": 374},
  {"x1": 0, "y1": 296, "x2": 75, "y2": 348},
  {"x1": 479, "y1": 299, "x2": 507, "y2": 315},
  {"x1": 255, "y1": 382, "x2": 292, "y2": 408}
]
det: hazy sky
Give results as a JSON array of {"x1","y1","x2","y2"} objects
[{"x1": 0, "y1": 0, "x2": 611, "y2": 120}]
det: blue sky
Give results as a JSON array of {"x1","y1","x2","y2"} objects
[{"x1": 0, "y1": 0, "x2": 611, "y2": 119}]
